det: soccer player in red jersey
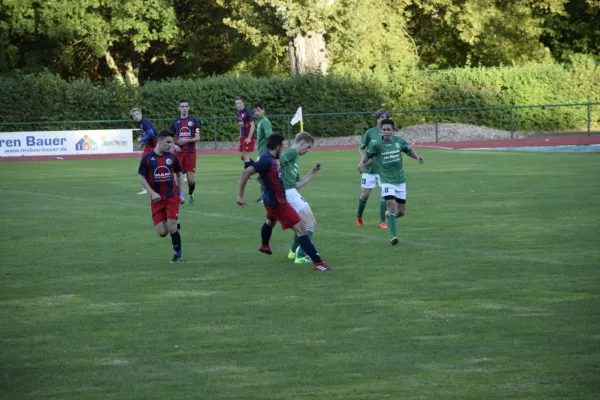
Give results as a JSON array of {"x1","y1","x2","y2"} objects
[
  {"x1": 131, "y1": 106, "x2": 158, "y2": 195},
  {"x1": 235, "y1": 96, "x2": 256, "y2": 171},
  {"x1": 170, "y1": 99, "x2": 201, "y2": 205},
  {"x1": 138, "y1": 130, "x2": 186, "y2": 263},
  {"x1": 237, "y1": 134, "x2": 332, "y2": 272}
]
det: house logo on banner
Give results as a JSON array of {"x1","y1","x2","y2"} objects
[{"x1": 75, "y1": 135, "x2": 98, "y2": 151}]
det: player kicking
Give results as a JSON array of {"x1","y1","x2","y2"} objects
[
  {"x1": 253, "y1": 101, "x2": 272, "y2": 203},
  {"x1": 138, "y1": 130, "x2": 186, "y2": 262},
  {"x1": 359, "y1": 119, "x2": 424, "y2": 245},
  {"x1": 170, "y1": 99, "x2": 201, "y2": 205},
  {"x1": 131, "y1": 106, "x2": 158, "y2": 195},
  {"x1": 279, "y1": 132, "x2": 322, "y2": 264},
  {"x1": 235, "y1": 96, "x2": 256, "y2": 173},
  {"x1": 356, "y1": 109, "x2": 390, "y2": 228},
  {"x1": 237, "y1": 134, "x2": 332, "y2": 271}
]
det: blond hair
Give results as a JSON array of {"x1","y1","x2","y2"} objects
[
  {"x1": 294, "y1": 131, "x2": 315, "y2": 144},
  {"x1": 129, "y1": 107, "x2": 141, "y2": 117}
]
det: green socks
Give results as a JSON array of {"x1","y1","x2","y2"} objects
[
  {"x1": 357, "y1": 197, "x2": 367, "y2": 218},
  {"x1": 379, "y1": 199, "x2": 387, "y2": 223},
  {"x1": 290, "y1": 232, "x2": 300, "y2": 253},
  {"x1": 387, "y1": 213, "x2": 397, "y2": 237},
  {"x1": 296, "y1": 227, "x2": 314, "y2": 258}
]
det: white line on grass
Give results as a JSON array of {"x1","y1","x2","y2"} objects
[{"x1": 0, "y1": 188, "x2": 573, "y2": 266}]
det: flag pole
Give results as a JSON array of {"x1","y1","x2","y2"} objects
[{"x1": 300, "y1": 120, "x2": 303, "y2": 132}]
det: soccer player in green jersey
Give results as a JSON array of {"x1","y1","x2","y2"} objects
[
  {"x1": 280, "y1": 132, "x2": 322, "y2": 263},
  {"x1": 356, "y1": 109, "x2": 390, "y2": 228},
  {"x1": 359, "y1": 119, "x2": 424, "y2": 245},
  {"x1": 253, "y1": 101, "x2": 273, "y2": 203}
]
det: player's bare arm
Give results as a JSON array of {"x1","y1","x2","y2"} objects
[
  {"x1": 237, "y1": 166, "x2": 256, "y2": 207},
  {"x1": 245, "y1": 121, "x2": 255, "y2": 144},
  {"x1": 408, "y1": 150, "x2": 425, "y2": 164},
  {"x1": 176, "y1": 172, "x2": 186, "y2": 204},
  {"x1": 296, "y1": 162, "x2": 321, "y2": 190},
  {"x1": 139, "y1": 175, "x2": 161, "y2": 202},
  {"x1": 357, "y1": 147, "x2": 372, "y2": 172}
]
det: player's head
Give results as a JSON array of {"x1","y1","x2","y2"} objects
[
  {"x1": 157, "y1": 130, "x2": 175, "y2": 153},
  {"x1": 293, "y1": 131, "x2": 314, "y2": 155},
  {"x1": 179, "y1": 99, "x2": 189, "y2": 118},
  {"x1": 235, "y1": 96, "x2": 244, "y2": 111},
  {"x1": 380, "y1": 119, "x2": 396, "y2": 140},
  {"x1": 375, "y1": 109, "x2": 391, "y2": 128},
  {"x1": 130, "y1": 107, "x2": 142, "y2": 122},
  {"x1": 253, "y1": 101, "x2": 265, "y2": 118},
  {"x1": 267, "y1": 134, "x2": 285, "y2": 158}
]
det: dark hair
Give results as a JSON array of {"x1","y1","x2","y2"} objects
[
  {"x1": 380, "y1": 119, "x2": 395, "y2": 129},
  {"x1": 253, "y1": 101, "x2": 265, "y2": 110},
  {"x1": 179, "y1": 99, "x2": 188, "y2": 104},
  {"x1": 235, "y1": 96, "x2": 242, "y2": 101},
  {"x1": 158, "y1": 130, "x2": 174, "y2": 139},
  {"x1": 267, "y1": 134, "x2": 284, "y2": 150},
  {"x1": 375, "y1": 109, "x2": 390, "y2": 119}
]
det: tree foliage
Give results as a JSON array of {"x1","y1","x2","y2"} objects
[{"x1": 0, "y1": 0, "x2": 598, "y2": 81}]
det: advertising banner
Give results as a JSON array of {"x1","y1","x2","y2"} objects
[{"x1": 0, "y1": 129, "x2": 134, "y2": 157}]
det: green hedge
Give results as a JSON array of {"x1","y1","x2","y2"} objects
[{"x1": 0, "y1": 57, "x2": 598, "y2": 138}]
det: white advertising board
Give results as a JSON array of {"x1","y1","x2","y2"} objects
[{"x1": 0, "y1": 129, "x2": 134, "y2": 157}]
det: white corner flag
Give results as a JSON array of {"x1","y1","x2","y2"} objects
[{"x1": 290, "y1": 106, "x2": 303, "y2": 131}]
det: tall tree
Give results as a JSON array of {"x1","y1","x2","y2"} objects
[
  {"x1": 0, "y1": 0, "x2": 179, "y2": 84},
  {"x1": 405, "y1": 0, "x2": 569, "y2": 68}
]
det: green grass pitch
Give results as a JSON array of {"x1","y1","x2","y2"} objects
[{"x1": 1, "y1": 149, "x2": 599, "y2": 399}]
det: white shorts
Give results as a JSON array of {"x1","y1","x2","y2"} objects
[
  {"x1": 381, "y1": 183, "x2": 406, "y2": 200},
  {"x1": 285, "y1": 188, "x2": 309, "y2": 212},
  {"x1": 361, "y1": 173, "x2": 380, "y2": 189}
]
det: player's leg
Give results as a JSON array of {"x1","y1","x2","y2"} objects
[
  {"x1": 381, "y1": 183, "x2": 399, "y2": 244},
  {"x1": 377, "y1": 175, "x2": 387, "y2": 229},
  {"x1": 384, "y1": 195, "x2": 399, "y2": 245},
  {"x1": 282, "y1": 204, "x2": 330, "y2": 271},
  {"x1": 138, "y1": 151, "x2": 149, "y2": 194},
  {"x1": 295, "y1": 206, "x2": 317, "y2": 263},
  {"x1": 155, "y1": 221, "x2": 168, "y2": 237},
  {"x1": 166, "y1": 218, "x2": 182, "y2": 262},
  {"x1": 259, "y1": 217, "x2": 277, "y2": 255},
  {"x1": 165, "y1": 196, "x2": 182, "y2": 262},
  {"x1": 285, "y1": 189, "x2": 307, "y2": 260},
  {"x1": 184, "y1": 154, "x2": 197, "y2": 205},
  {"x1": 357, "y1": 173, "x2": 376, "y2": 226},
  {"x1": 152, "y1": 200, "x2": 168, "y2": 236}
]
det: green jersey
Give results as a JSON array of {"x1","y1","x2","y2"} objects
[
  {"x1": 359, "y1": 126, "x2": 382, "y2": 174},
  {"x1": 256, "y1": 116, "x2": 273, "y2": 154},
  {"x1": 280, "y1": 147, "x2": 300, "y2": 190},
  {"x1": 366, "y1": 135, "x2": 412, "y2": 184}
]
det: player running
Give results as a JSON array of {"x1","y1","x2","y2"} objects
[
  {"x1": 236, "y1": 96, "x2": 256, "y2": 172},
  {"x1": 356, "y1": 109, "x2": 390, "y2": 228},
  {"x1": 130, "y1": 106, "x2": 158, "y2": 195},
  {"x1": 138, "y1": 130, "x2": 186, "y2": 262},
  {"x1": 253, "y1": 101, "x2": 272, "y2": 203},
  {"x1": 237, "y1": 134, "x2": 332, "y2": 272},
  {"x1": 170, "y1": 99, "x2": 200, "y2": 205},
  {"x1": 359, "y1": 119, "x2": 424, "y2": 245},
  {"x1": 279, "y1": 132, "x2": 322, "y2": 264}
]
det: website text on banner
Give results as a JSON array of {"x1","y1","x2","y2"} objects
[{"x1": 0, "y1": 129, "x2": 133, "y2": 157}]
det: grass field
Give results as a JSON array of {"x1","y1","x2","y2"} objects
[{"x1": 1, "y1": 148, "x2": 600, "y2": 399}]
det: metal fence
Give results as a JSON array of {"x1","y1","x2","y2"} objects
[{"x1": 0, "y1": 102, "x2": 598, "y2": 150}]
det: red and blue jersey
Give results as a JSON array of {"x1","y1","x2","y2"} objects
[
  {"x1": 253, "y1": 152, "x2": 287, "y2": 206},
  {"x1": 139, "y1": 117, "x2": 157, "y2": 151},
  {"x1": 237, "y1": 108, "x2": 255, "y2": 137},
  {"x1": 138, "y1": 151, "x2": 182, "y2": 200},
  {"x1": 170, "y1": 117, "x2": 200, "y2": 153}
]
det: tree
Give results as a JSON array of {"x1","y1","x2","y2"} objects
[
  {"x1": 215, "y1": 0, "x2": 418, "y2": 76},
  {"x1": 0, "y1": 0, "x2": 180, "y2": 84},
  {"x1": 404, "y1": 0, "x2": 568, "y2": 68}
]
